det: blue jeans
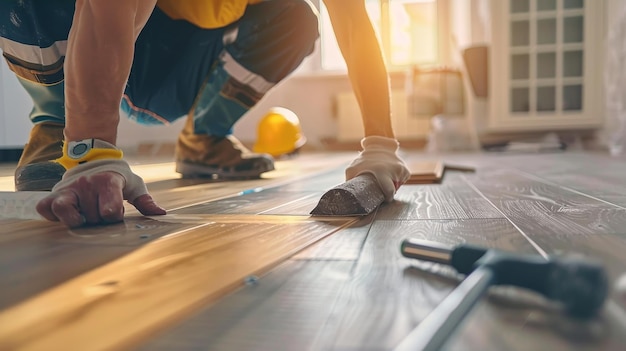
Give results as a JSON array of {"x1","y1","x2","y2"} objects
[{"x1": 0, "y1": 0, "x2": 319, "y2": 136}]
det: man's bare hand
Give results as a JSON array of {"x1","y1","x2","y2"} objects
[{"x1": 36, "y1": 159, "x2": 165, "y2": 228}]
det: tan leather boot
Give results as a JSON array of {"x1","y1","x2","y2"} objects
[
  {"x1": 175, "y1": 116, "x2": 274, "y2": 178},
  {"x1": 14, "y1": 123, "x2": 66, "y2": 191}
]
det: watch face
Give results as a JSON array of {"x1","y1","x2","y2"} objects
[{"x1": 68, "y1": 140, "x2": 93, "y2": 159}]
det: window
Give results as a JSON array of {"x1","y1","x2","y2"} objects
[{"x1": 319, "y1": 0, "x2": 443, "y2": 71}]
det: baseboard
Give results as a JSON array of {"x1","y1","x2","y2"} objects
[{"x1": 0, "y1": 148, "x2": 23, "y2": 163}]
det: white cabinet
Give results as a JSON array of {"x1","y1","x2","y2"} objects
[{"x1": 489, "y1": 0, "x2": 604, "y2": 131}]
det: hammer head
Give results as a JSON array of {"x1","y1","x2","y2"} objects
[
  {"x1": 477, "y1": 251, "x2": 609, "y2": 319},
  {"x1": 545, "y1": 257, "x2": 609, "y2": 318}
]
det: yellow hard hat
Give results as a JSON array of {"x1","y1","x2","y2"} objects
[{"x1": 253, "y1": 107, "x2": 306, "y2": 157}]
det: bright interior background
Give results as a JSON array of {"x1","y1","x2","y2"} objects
[{"x1": 1, "y1": 0, "x2": 624, "y2": 151}]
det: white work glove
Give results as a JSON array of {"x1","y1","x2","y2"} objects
[
  {"x1": 37, "y1": 159, "x2": 165, "y2": 227},
  {"x1": 53, "y1": 159, "x2": 150, "y2": 201},
  {"x1": 345, "y1": 136, "x2": 411, "y2": 202}
]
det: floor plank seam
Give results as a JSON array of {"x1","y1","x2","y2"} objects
[
  {"x1": 380, "y1": 217, "x2": 509, "y2": 221},
  {"x1": 291, "y1": 258, "x2": 358, "y2": 262},
  {"x1": 460, "y1": 174, "x2": 549, "y2": 259},
  {"x1": 510, "y1": 168, "x2": 626, "y2": 211},
  {"x1": 257, "y1": 193, "x2": 320, "y2": 215},
  {"x1": 163, "y1": 168, "x2": 342, "y2": 213},
  {"x1": 348, "y1": 216, "x2": 378, "y2": 276}
]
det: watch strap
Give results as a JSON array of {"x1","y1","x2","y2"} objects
[{"x1": 55, "y1": 139, "x2": 124, "y2": 170}]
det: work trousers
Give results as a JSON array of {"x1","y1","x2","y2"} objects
[{"x1": 0, "y1": 0, "x2": 319, "y2": 136}]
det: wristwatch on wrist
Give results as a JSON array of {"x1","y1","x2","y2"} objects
[
  {"x1": 66, "y1": 139, "x2": 115, "y2": 159},
  {"x1": 56, "y1": 138, "x2": 123, "y2": 169}
]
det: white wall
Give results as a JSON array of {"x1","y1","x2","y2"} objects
[{"x1": 0, "y1": 63, "x2": 34, "y2": 148}]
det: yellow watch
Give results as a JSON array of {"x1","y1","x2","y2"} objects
[{"x1": 56, "y1": 139, "x2": 124, "y2": 170}]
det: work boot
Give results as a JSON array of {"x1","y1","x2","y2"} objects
[
  {"x1": 14, "y1": 122, "x2": 66, "y2": 191},
  {"x1": 175, "y1": 118, "x2": 274, "y2": 179}
]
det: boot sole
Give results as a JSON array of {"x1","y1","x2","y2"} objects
[
  {"x1": 15, "y1": 163, "x2": 65, "y2": 191},
  {"x1": 175, "y1": 160, "x2": 275, "y2": 179}
]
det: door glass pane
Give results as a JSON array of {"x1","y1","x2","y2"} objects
[
  {"x1": 537, "y1": 0, "x2": 556, "y2": 11},
  {"x1": 512, "y1": 54, "x2": 530, "y2": 79},
  {"x1": 564, "y1": 0, "x2": 584, "y2": 9},
  {"x1": 563, "y1": 50, "x2": 583, "y2": 77},
  {"x1": 512, "y1": 21, "x2": 530, "y2": 46},
  {"x1": 511, "y1": 0, "x2": 530, "y2": 13},
  {"x1": 537, "y1": 18, "x2": 557, "y2": 44},
  {"x1": 537, "y1": 86, "x2": 556, "y2": 111},
  {"x1": 563, "y1": 85, "x2": 583, "y2": 111},
  {"x1": 564, "y1": 16, "x2": 584, "y2": 43},
  {"x1": 537, "y1": 52, "x2": 556, "y2": 78},
  {"x1": 512, "y1": 88, "x2": 530, "y2": 112}
]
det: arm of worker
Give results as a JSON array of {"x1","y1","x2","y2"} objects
[
  {"x1": 36, "y1": 0, "x2": 166, "y2": 228},
  {"x1": 323, "y1": 0, "x2": 410, "y2": 202}
]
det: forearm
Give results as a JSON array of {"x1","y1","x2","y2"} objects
[
  {"x1": 64, "y1": 0, "x2": 156, "y2": 144},
  {"x1": 324, "y1": 0, "x2": 394, "y2": 138}
]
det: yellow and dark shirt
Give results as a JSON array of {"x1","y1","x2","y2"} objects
[{"x1": 157, "y1": 0, "x2": 263, "y2": 29}]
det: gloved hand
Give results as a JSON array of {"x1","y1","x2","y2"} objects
[
  {"x1": 36, "y1": 159, "x2": 166, "y2": 228},
  {"x1": 345, "y1": 135, "x2": 411, "y2": 202}
]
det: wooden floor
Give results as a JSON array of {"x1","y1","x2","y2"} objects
[{"x1": 1, "y1": 150, "x2": 626, "y2": 350}]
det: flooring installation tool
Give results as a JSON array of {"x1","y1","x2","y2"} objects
[
  {"x1": 394, "y1": 239, "x2": 609, "y2": 351},
  {"x1": 310, "y1": 173, "x2": 384, "y2": 216},
  {"x1": 310, "y1": 162, "x2": 475, "y2": 216}
]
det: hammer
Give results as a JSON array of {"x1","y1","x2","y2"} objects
[{"x1": 394, "y1": 239, "x2": 609, "y2": 351}]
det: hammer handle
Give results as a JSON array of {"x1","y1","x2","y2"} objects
[{"x1": 394, "y1": 267, "x2": 494, "y2": 351}]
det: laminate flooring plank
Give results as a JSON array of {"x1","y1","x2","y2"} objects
[
  {"x1": 127, "y1": 153, "x2": 352, "y2": 214},
  {"x1": 0, "y1": 217, "x2": 194, "y2": 310},
  {"x1": 139, "y1": 178, "x2": 295, "y2": 213},
  {"x1": 447, "y1": 298, "x2": 626, "y2": 351},
  {"x1": 138, "y1": 260, "x2": 355, "y2": 351},
  {"x1": 324, "y1": 219, "x2": 538, "y2": 351},
  {"x1": 509, "y1": 152, "x2": 626, "y2": 175},
  {"x1": 463, "y1": 169, "x2": 626, "y2": 316},
  {"x1": 0, "y1": 243, "x2": 136, "y2": 311},
  {"x1": 168, "y1": 168, "x2": 350, "y2": 216},
  {"x1": 259, "y1": 192, "x2": 325, "y2": 216},
  {"x1": 461, "y1": 168, "x2": 616, "y2": 211},
  {"x1": 171, "y1": 189, "x2": 322, "y2": 216},
  {"x1": 293, "y1": 215, "x2": 374, "y2": 261},
  {"x1": 273, "y1": 168, "x2": 346, "y2": 192},
  {"x1": 516, "y1": 169, "x2": 626, "y2": 208},
  {"x1": 376, "y1": 173, "x2": 504, "y2": 220},
  {"x1": 0, "y1": 216, "x2": 355, "y2": 351},
  {"x1": 0, "y1": 153, "x2": 351, "y2": 309},
  {"x1": 463, "y1": 170, "x2": 626, "y2": 270}
]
